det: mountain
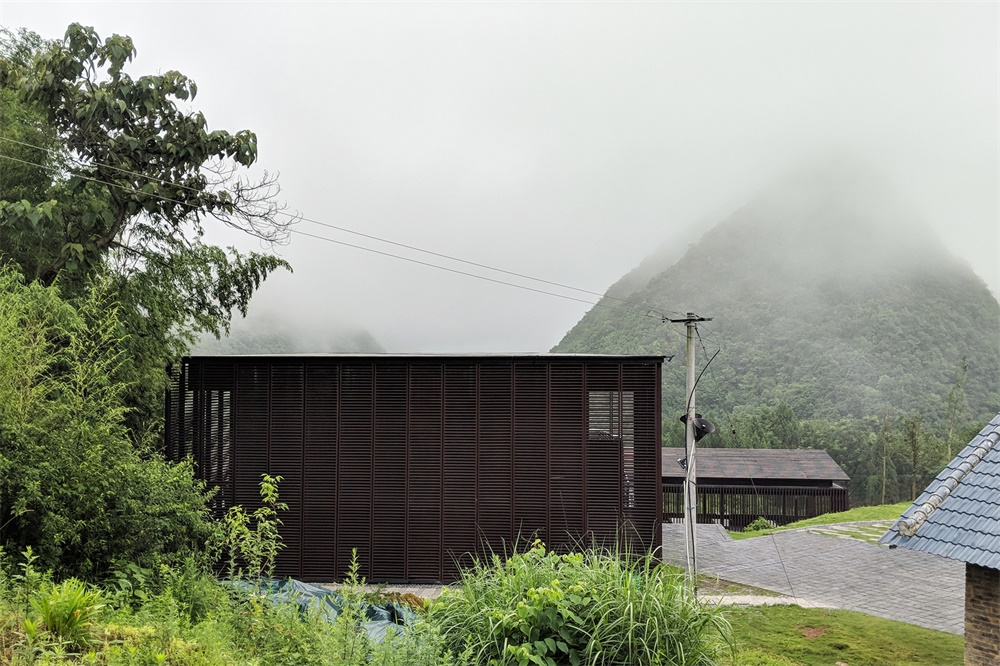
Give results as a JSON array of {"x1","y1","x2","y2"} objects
[
  {"x1": 553, "y1": 159, "x2": 1000, "y2": 434},
  {"x1": 192, "y1": 312, "x2": 385, "y2": 356}
]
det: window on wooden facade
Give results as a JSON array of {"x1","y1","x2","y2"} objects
[{"x1": 588, "y1": 390, "x2": 635, "y2": 508}]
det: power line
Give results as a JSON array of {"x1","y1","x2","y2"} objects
[
  {"x1": 0, "y1": 135, "x2": 683, "y2": 319},
  {"x1": 686, "y1": 347, "x2": 720, "y2": 416},
  {"x1": 694, "y1": 325, "x2": 710, "y2": 360},
  {"x1": 736, "y1": 454, "x2": 800, "y2": 605},
  {"x1": 288, "y1": 227, "x2": 650, "y2": 315},
  {"x1": 698, "y1": 321, "x2": 723, "y2": 354},
  {"x1": 0, "y1": 150, "x2": 673, "y2": 321}
]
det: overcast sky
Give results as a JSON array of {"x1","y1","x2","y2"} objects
[{"x1": 2, "y1": 2, "x2": 997, "y2": 353}]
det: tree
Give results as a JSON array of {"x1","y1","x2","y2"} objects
[
  {"x1": 860, "y1": 413, "x2": 900, "y2": 506},
  {"x1": 0, "y1": 24, "x2": 292, "y2": 429},
  {"x1": 726, "y1": 406, "x2": 777, "y2": 449},
  {"x1": 943, "y1": 358, "x2": 970, "y2": 459},
  {"x1": 0, "y1": 266, "x2": 216, "y2": 579},
  {"x1": 0, "y1": 39, "x2": 60, "y2": 206},
  {"x1": 766, "y1": 401, "x2": 801, "y2": 449},
  {"x1": 900, "y1": 414, "x2": 925, "y2": 501},
  {"x1": 800, "y1": 416, "x2": 879, "y2": 506}
]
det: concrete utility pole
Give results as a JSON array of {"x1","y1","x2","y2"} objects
[
  {"x1": 667, "y1": 312, "x2": 712, "y2": 588},
  {"x1": 684, "y1": 315, "x2": 698, "y2": 585}
]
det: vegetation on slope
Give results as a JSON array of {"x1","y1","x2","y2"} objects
[
  {"x1": 554, "y1": 160, "x2": 999, "y2": 505},
  {"x1": 730, "y1": 501, "x2": 911, "y2": 540}
]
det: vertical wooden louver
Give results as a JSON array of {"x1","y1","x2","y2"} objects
[
  {"x1": 269, "y1": 363, "x2": 304, "y2": 575},
  {"x1": 624, "y1": 363, "x2": 660, "y2": 550},
  {"x1": 476, "y1": 363, "x2": 513, "y2": 561},
  {"x1": 372, "y1": 363, "x2": 407, "y2": 581},
  {"x1": 549, "y1": 363, "x2": 585, "y2": 551},
  {"x1": 513, "y1": 363, "x2": 548, "y2": 549},
  {"x1": 442, "y1": 364, "x2": 477, "y2": 578},
  {"x1": 338, "y1": 364, "x2": 374, "y2": 579},
  {"x1": 406, "y1": 363, "x2": 444, "y2": 581},
  {"x1": 234, "y1": 363, "x2": 269, "y2": 521},
  {"x1": 301, "y1": 364, "x2": 338, "y2": 580},
  {"x1": 585, "y1": 364, "x2": 624, "y2": 545},
  {"x1": 170, "y1": 355, "x2": 662, "y2": 582}
]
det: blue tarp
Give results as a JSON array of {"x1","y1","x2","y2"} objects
[{"x1": 225, "y1": 578, "x2": 419, "y2": 641}]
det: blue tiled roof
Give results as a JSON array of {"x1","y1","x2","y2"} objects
[{"x1": 880, "y1": 413, "x2": 1000, "y2": 568}]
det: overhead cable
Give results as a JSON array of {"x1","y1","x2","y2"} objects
[
  {"x1": 0, "y1": 135, "x2": 683, "y2": 319},
  {"x1": 0, "y1": 150, "x2": 673, "y2": 321}
]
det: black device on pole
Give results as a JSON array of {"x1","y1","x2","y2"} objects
[{"x1": 679, "y1": 413, "x2": 716, "y2": 442}]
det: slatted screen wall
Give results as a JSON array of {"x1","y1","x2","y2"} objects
[{"x1": 171, "y1": 356, "x2": 662, "y2": 582}]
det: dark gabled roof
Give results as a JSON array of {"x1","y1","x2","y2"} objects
[
  {"x1": 661, "y1": 448, "x2": 850, "y2": 481},
  {"x1": 880, "y1": 412, "x2": 1000, "y2": 568}
]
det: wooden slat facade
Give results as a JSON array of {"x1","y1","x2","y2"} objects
[{"x1": 167, "y1": 355, "x2": 663, "y2": 583}]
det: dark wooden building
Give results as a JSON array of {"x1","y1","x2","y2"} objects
[
  {"x1": 662, "y1": 448, "x2": 849, "y2": 530},
  {"x1": 166, "y1": 354, "x2": 663, "y2": 582}
]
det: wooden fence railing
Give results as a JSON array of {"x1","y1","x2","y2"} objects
[{"x1": 662, "y1": 484, "x2": 849, "y2": 530}]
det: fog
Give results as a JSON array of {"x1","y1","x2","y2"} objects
[{"x1": 2, "y1": 2, "x2": 997, "y2": 352}]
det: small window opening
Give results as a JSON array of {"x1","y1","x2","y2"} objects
[{"x1": 588, "y1": 391, "x2": 635, "y2": 508}]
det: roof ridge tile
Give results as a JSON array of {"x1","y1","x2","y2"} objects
[{"x1": 898, "y1": 429, "x2": 1000, "y2": 536}]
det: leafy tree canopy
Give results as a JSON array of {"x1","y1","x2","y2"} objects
[{"x1": 0, "y1": 24, "x2": 292, "y2": 429}]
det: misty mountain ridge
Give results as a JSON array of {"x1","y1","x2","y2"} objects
[
  {"x1": 554, "y1": 159, "x2": 1000, "y2": 426},
  {"x1": 192, "y1": 311, "x2": 385, "y2": 356}
]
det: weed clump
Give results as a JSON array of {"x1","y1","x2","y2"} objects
[{"x1": 429, "y1": 540, "x2": 730, "y2": 665}]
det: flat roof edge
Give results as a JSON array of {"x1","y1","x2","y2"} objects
[{"x1": 182, "y1": 353, "x2": 666, "y2": 361}]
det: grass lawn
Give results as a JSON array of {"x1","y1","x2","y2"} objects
[
  {"x1": 730, "y1": 501, "x2": 912, "y2": 540},
  {"x1": 723, "y1": 605, "x2": 963, "y2": 666}
]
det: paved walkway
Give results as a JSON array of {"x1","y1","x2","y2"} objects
[
  {"x1": 662, "y1": 523, "x2": 965, "y2": 634},
  {"x1": 699, "y1": 593, "x2": 830, "y2": 608}
]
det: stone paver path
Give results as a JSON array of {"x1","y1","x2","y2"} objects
[
  {"x1": 804, "y1": 520, "x2": 895, "y2": 545},
  {"x1": 663, "y1": 523, "x2": 965, "y2": 634}
]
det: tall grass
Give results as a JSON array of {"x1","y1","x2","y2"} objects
[
  {"x1": 0, "y1": 549, "x2": 457, "y2": 665},
  {"x1": 429, "y1": 541, "x2": 730, "y2": 665}
]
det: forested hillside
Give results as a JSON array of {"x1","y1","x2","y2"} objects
[{"x1": 554, "y1": 161, "x2": 1000, "y2": 504}]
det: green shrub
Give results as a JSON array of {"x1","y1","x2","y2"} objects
[
  {"x1": 4, "y1": 546, "x2": 50, "y2": 607},
  {"x1": 30, "y1": 578, "x2": 104, "y2": 651},
  {"x1": 743, "y1": 518, "x2": 775, "y2": 533},
  {"x1": 0, "y1": 267, "x2": 217, "y2": 581},
  {"x1": 223, "y1": 474, "x2": 288, "y2": 580},
  {"x1": 429, "y1": 541, "x2": 729, "y2": 665},
  {"x1": 161, "y1": 559, "x2": 231, "y2": 625},
  {"x1": 369, "y1": 620, "x2": 468, "y2": 666}
]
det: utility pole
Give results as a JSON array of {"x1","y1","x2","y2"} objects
[
  {"x1": 667, "y1": 312, "x2": 712, "y2": 588},
  {"x1": 683, "y1": 315, "x2": 699, "y2": 587}
]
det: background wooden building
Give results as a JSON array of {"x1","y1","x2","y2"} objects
[
  {"x1": 167, "y1": 354, "x2": 663, "y2": 582},
  {"x1": 662, "y1": 448, "x2": 850, "y2": 529}
]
